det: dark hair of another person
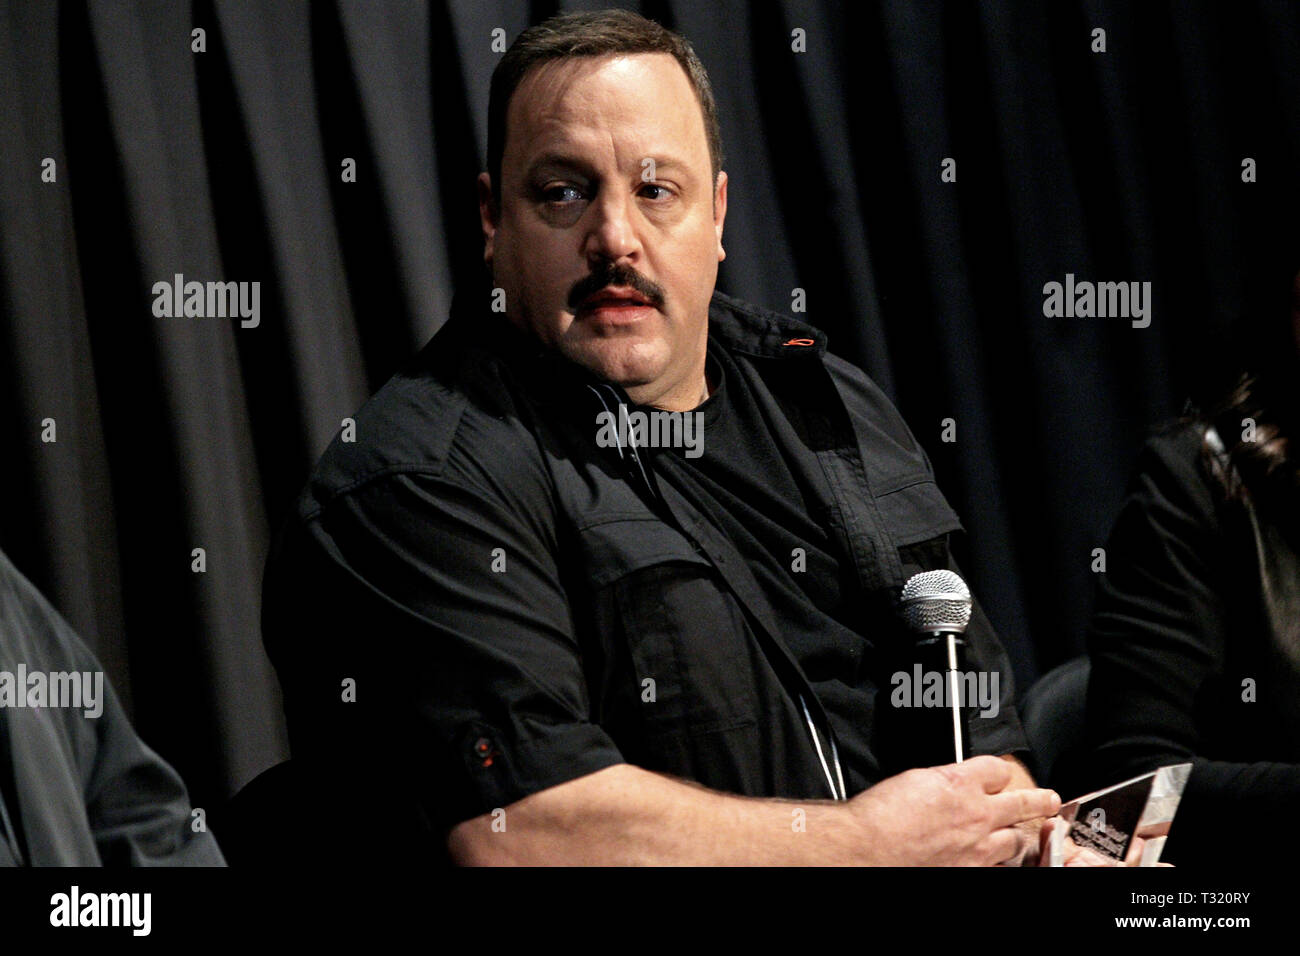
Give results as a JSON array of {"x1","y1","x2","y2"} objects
[
  {"x1": 485, "y1": 9, "x2": 724, "y2": 217},
  {"x1": 1198, "y1": 242, "x2": 1300, "y2": 508}
]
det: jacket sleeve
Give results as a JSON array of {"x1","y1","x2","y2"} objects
[
  {"x1": 79, "y1": 663, "x2": 228, "y2": 866},
  {"x1": 262, "y1": 410, "x2": 626, "y2": 847},
  {"x1": 0, "y1": 548, "x2": 224, "y2": 866}
]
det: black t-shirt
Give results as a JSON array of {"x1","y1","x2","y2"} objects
[
  {"x1": 660, "y1": 340, "x2": 887, "y2": 783},
  {"x1": 671, "y1": 341, "x2": 863, "y2": 631}
]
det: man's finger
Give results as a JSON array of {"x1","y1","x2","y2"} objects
[
  {"x1": 943, "y1": 754, "x2": 1013, "y2": 794},
  {"x1": 988, "y1": 786, "x2": 1061, "y2": 827},
  {"x1": 1124, "y1": 837, "x2": 1146, "y2": 866}
]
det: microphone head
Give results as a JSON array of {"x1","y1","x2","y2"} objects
[{"x1": 900, "y1": 570, "x2": 972, "y2": 634}]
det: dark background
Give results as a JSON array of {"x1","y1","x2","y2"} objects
[{"x1": 1, "y1": 0, "x2": 1296, "y2": 814}]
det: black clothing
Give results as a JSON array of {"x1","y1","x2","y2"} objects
[
  {"x1": 661, "y1": 337, "x2": 1007, "y2": 790},
  {"x1": 0, "y1": 549, "x2": 225, "y2": 866},
  {"x1": 1084, "y1": 422, "x2": 1300, "y2": 865},
  {"x1": 262, "y1": 289, "x2": 1028, "y2": 856}
]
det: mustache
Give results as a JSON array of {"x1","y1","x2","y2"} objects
[{"x1": 568, "y1": 262, "x2": 665, "y2": 312}]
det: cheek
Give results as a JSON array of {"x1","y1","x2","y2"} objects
[
  {"x1": 498, "y1": 231, "x2": 554, "y2": 294},
  {"x1": 670, "y1": 234, "x2": 721, "y2": 299},
  {"x1": 498, "y1": 236, "x2": 583, "y2": 335},
  {"x1": 509, "y1": 224, "x2": 576, "y2": 284},
  {"x1": 657, "y1": 222, "x2": 716, "y2": 275}
]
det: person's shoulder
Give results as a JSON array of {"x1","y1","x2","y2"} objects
[
  {"x1": 706, "y1": 290, "x2": 828, "y2": 354},
  {"x1": 1119, "y1": 419, "x2": 1228, "y2": 534},
  {"x1": 1130, "y1": 419, "x2": 1219, "y2": 496},
  {"x1": 709, "y1": 291, "x2": 905, "y2": 414},
  {"x1": 707, "y1": 290, "x2": 934, "y2": 485},
  {"x1": 0, "y1": 548, "x2": 96, "y2": 673},
  {"x1": 1142, "y1": 418, "x2": 1212, "y2": 462},
  {"x1": 706, "y1": 291, "x2": 882, "y2": 393},
  {"x1": 299, "y1": 319, "x2": 548, "y2": 518}
]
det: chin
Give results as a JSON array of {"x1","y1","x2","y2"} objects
[{"x1": 565, "y1": 339, "x2": 667, "y2": 388}]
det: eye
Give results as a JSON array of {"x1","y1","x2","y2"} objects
[
  {"x1": 639, "y1": 183, "x2": 673, "y2": 201},
  {"x1": 541, "y1": 184, "x2": 584, "y2": 203}
]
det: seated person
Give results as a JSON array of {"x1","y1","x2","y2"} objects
[
  {"x1": 0, "y1": 547, "x2": 224, "y2": 866},
  {"x1": 1084, "y1": 250, "x2": 1300, "y2": 865},
  {"x1": 263, "y1": 9, "x2": 1081, "y2": 866}
]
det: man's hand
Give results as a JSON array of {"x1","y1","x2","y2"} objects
[
  {"x1": 995, "y1": 753, "x2": 1048, "y2": 866},
  {"x1": 847, "y1": 755, "x2": 1061, "y2": 866},
  {"x1": 1035, "y1": 817, "x2": 1171, "y2": 867},
  {"x1": 985, "y1": 754, "x2": 1170, "y2": 868}
]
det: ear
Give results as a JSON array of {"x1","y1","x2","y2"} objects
[
  {"x1": 713, "y1": 170, "x2": 728, "y2": 262},
  {"x1": 477, "y1": 172, "x2": 498, "y2": 265}
]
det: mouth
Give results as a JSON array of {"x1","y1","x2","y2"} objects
[{"x1": 576, "y1": 287, "x2": 657, "y2": 324}]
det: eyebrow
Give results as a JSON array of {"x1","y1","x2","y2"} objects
[{"x1": 524, "y1": 152, "x2": 697, "y2": 181}]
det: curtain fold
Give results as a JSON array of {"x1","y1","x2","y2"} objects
[{"x1": 1, "y1": 0, "x2": 1295, "y2": 809}]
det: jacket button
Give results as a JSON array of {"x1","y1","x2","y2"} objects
[{"x1": 473, "y1": 737, "x2": 496, "y2": 767}]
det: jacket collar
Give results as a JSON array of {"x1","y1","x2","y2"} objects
[{"x1": 705, "y1": 290, "x2": 829, "y2": 359}]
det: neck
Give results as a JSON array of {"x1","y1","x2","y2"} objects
[{"x1": 627, "y1": 367, "x2": 712, "y2": 412}]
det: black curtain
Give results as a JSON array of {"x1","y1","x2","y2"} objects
[{"x1": 2, "y1": 0, "x2": 1296, "y2": 813}]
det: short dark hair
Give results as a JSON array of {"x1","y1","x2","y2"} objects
[{"x1": 486, "y1": 9, "x2": 724, "y2": 213}]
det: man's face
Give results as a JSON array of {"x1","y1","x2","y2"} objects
[{"x1": 479, "y1": 52, "x2": 727, "y2": 410}]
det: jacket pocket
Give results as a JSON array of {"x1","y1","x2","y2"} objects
[
  {"x1": 874, "y1": 478, "x2": 963, "y2": 547},
  {"x1": 579, "y1": 517, "x2": 760, "y2": 738}
]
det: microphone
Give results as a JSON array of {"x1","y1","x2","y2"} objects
[{"x1": 900, "y1": 570, "x2": 973, "y2": 765}]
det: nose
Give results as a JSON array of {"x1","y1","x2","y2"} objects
[{"x1": 583, "y1": 190, "x2": 641, "y2": 266}]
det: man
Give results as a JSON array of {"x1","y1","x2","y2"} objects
[
  {"x1": 0, "y1": 547, "x2": 224, "y2": 866},
  {"x1": 263, "y1": 9, "x2": 1065, "y2": 866}
]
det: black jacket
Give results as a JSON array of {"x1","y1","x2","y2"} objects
[
  {"x1": 1085, "y1": 422, "x2": 1300, "y2": 865},
  {"x1": 262, "y1": 289, "x2": 1028, "y2": 859}
]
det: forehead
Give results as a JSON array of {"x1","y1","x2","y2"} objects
[{"x1": 503, "y1": 52, "x2": 709, "y2": 171}]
